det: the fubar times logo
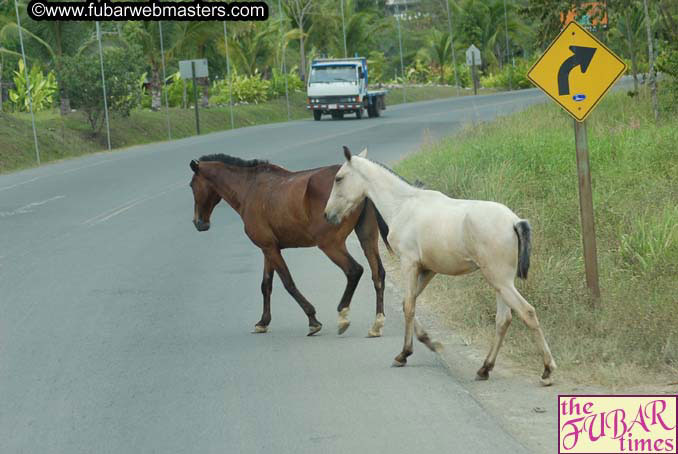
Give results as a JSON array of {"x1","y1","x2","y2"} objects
[{"x1": 559, "y1": 395, "x2": 677, "y2": 453}]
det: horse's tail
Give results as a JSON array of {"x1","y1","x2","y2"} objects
[
  {"x1": 374, "y1": 204, "x2": 393, "y2": 254},
  {"x1": 513, "y1": 219, "x2": 532, "y2": 280},
  {"x1": 357, "y1": 198, "x2": 392, "y2": 253}
]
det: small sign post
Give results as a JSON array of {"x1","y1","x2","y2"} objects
[
  {"x1": 179, "y1": 59, "x2": 209, "y2": 136},
  {"x1": 466, "y1": 45, "x2": 481, "y2": 95},
  {"x1": 527, "y1": 21, "x2": 627, "y2": 300}
]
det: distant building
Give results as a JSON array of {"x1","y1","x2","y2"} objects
[{"x1": 385, "y1": 0, "x2": 421, "y2": 15}]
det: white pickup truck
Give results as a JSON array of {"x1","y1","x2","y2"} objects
[{"x1": 306, "y1": 57, "x2": 387, "y2": 121}]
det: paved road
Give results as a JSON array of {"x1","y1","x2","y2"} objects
[{"x1": 0, "y1": 89, "x2": 550, "y2": 453}]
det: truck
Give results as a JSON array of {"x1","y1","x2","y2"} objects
[{"x1": 306, "y1": 57, "x2": 387, "y2": 121}]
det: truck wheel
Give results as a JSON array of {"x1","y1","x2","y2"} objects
[
  {"x1": 356, "y1": 108, "x2": 363, "y2": 119},
  {"x1": 313, "y1": 110, "x2": 322, "y2": 121}
]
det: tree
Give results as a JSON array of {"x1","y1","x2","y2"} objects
[
  {"x1": 60, "y1": 47, "x2": 143, "y2": 134},
  {"x1": 610, "y1": 1, "x2": 646, "y2": 92},
  {"x1": 122, "y1": 21, "x2": 168, "y2": 111},
  {"x1": 282, "y1": 0, "x2": 313, "y2": 81}
]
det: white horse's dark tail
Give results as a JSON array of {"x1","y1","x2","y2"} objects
[{"x1": 513, "y1": 220, "x2": 532, "y2": 280}]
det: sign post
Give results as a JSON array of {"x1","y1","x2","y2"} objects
[
  {"x1": 466, "y1": 45, "x2": 481, "y2": 95},
  {"x1": 179, "y1": 59, "x2": 209, "y2": 136},
  {"x1": 573, "y1": 119, "x2": 600, "y2": 298},
  {"x1": 527, "y1": 21, "x2": 626, "y2": 299}
]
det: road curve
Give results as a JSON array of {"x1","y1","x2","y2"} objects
[{"x1": 0, "y1": 89, "x2": 552, "y2": 453}]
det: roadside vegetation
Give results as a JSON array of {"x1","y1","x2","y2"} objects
[
  {"x1": 3, "y1": 1, "x2": 674, "y2": 171},
  {"x1": 394, "y1": 88, "x2": 677, "y2": 387},
  {"x1": 0, "y1": 85, "x2": 467, "y2": 173}
]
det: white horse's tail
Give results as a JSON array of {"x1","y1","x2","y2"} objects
[{"x1": 513, "y1": 220, "x2": 532, "y2": 280}]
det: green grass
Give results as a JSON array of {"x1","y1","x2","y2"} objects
[
  {"x1": 395, "y1": 89, "x2": 678, "y2": 387},
  {"x1": 0, "y1": 85, "x2": 469, "y2": 174}
]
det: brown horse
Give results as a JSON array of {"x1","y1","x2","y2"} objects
[{"x1": 189, "y1": 154, "x2": 388, "y2": 337}]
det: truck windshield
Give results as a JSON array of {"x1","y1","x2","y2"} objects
[{"x1": 309, "y1": 65, "x2": 357, "y2": 84}]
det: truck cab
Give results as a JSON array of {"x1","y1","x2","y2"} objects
[{"x1": 307, "y1": 57, "x2": 386, "y2": 121}]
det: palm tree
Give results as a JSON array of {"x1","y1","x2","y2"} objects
[
  {"x1": 611, "y1": 1, "x2": 646, "y2": 92},
  {"x1": 121, "y1": 22, "x2": 169, "y2": 111},
  {"x1": 425, "y1": 29, "x2": 451, "y2": 83},
  {"x1": 172, "y1": 22, "x2": 222, "y2": 107},
  {"x1": 220, "y1": 21, "x2": 277, "y2": 77},
  {"x1": 282, "y1": 0, "x2": 313, "y2": 81},
  {"x1": 456, "y1": 0, "x2": 528, "y2": 71}
]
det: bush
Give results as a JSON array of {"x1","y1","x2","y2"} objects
[
  {"x1": 8, "y1": 59, "x2": 57, "y2": 112},
  {"x1": 164, "y1": 72, "x2": 196, "y2": 108},
  {"x1": 212, "y1": 71, "x2": 270, "y2": 105},
  {"x1": 61, "y1": 48, "x2": 144, "y2": 133},
  {"x1": 443, "y1": 64, "x2": 472, "y2": 88},
  {"x1": 269, "y1": 67, "x2": 304, "y2": 98},
  {"x1": 656, "y1": 42, "x2": 678, "y2": 111},
  {"x1": 480, "y1": 58, "x2": 533, "y2": 90}
]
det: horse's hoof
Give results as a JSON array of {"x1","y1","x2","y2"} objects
[
  {"x1": 392, "y1": 358, "x2": 407, "y2": 367},
  {"x1": 540, "y1": 363, "x2": 555, "y2": 386},
  {"x1": 432, "y1": 341, "x2": 444, "y2": 352},
  {"x1": 476, "y1": 367, "x2": 490, "y2": 381},
  {"x1": 337, "y1": 310, "x2": 350, "y2": 335},
  {"x1": 337, "y1": 322, "x2": 350, "y2": 335},
  {"x1": 307, "y1": 324, "x2": 322, "y2": 336},
  {"x1": 252, "y1": 325, "x2": 268, "y2": 334},
  {"x1": 367, "y1": 314, "x2": 385, "y2": 337},
  {"x1": 540, "y1": 376, "x2": 554, "y2": 387}
]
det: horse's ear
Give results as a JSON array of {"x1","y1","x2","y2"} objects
[
  {"x1": 190, "y1": 160, "x2": 199, "y2": 173},
  {"x1": 358, "y1": 148, "x2": 368, "y2": 158},
  {"x1": 343, "y1": 145, "x2": 351, "y2": 162}
]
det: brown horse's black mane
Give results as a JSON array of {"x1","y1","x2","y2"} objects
[{"x1": 199, "y1": 154, "x2": 269, "y2": 168}]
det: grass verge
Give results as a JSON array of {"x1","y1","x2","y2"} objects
[
  {"x1": 394, "y1": 89, "x2": 677, "y2": 387},
  {"x1": 0, "y1": 85, "x2": 469, "y2": 174}
]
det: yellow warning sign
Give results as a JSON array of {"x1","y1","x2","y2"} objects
[{"x1": 527, "y1": 21, "x2": 627, "y2": 122}]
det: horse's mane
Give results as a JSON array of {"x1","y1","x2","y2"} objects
[
  {"x1": 371, "y1": 160, "x2": 412, "y2": 186},
  {"x1": 199, "y1": 153, "x2": 269, "y2": 168}
]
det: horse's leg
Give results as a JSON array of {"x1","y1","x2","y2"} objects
[
  {"x1": 406, "y1": 270, "x2": 442, "y2": 352},
  {"x1": 265, "y1": 247, "x2": 322, "y2": 336},
  {"x1": 354, "y1": 210, "x2": 386, "y2": 337},
  {"x1": 319, "y1": 243, "x2": 363, "y2": 335},
  {"x1": 495, "y1": 283, "x2": 556, "y2": 385},
  {"x1": 393, "y1": 261, "x2": 420, "y2": 367},
  {"x1": 253, "y1": 255, "x2": 274, "y2": 333},
  {"x1": 476, "y1": 293, "x2": 512, "y2": 380}
]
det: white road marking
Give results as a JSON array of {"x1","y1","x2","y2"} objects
[
  {"x1": 0, "y1": 195, "x2": 66, "y2": 218},
  {"x1": 83, "y1": 181, "x2": 184, "y2": 227}
]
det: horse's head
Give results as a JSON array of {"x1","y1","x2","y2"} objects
[
  {"x1": 189, "y1": 159, "x2": 221, "y2": 232},
  {"x1": 324, "y1": 146, "x2": 368, "y2": 225}
]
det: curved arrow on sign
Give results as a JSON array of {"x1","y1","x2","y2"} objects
[{"x1": 557, "y1": 46, "x2": 596, "y2": 96}]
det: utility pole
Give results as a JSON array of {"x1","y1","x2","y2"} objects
[
  {"x1": 95, "y1": 21, "x2": 112, "y2": 152},
  {"x1": 14, "y1": 0, "x2": 40, "y2": 163},
  {"x1": 340, "y1": 0, "x2": 347, "y2": 58},
  {"x1": 503, "y1": 0, "x2": 512, "y2": 90},
  {"x1": 642, "y1": 0, "x2": 658, "y2": 121},
  {"x1": 444, "y1": 0, "x2": 460, "y2": 95},
  {"x1": 395, "y1": 4, "x2": 406, "y2": 103}
]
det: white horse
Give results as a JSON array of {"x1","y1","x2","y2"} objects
[{"x1": 324, "y1": 147, "x2": 556, "y2": 385}]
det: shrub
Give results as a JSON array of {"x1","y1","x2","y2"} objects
[
  {"x1": 212, "y1": 71, "x2": 270, "y2": 105},
  {"x1": 480, "y1": 58, "x2": 533, "y2": 90},
  {"x1": 8, "y1": 59, "x2": 57, "y2": 112},
  {"x1": 269, "y1": 67, "x2": 304, "y2": 98},
  {"x1": 656, "y1": 42, "x2": 678, "y2": 111},
  {"x1": 443, "y1": 64, "x2": 472, "y2": 88},
  {"x1": 61, "y1": 47, "x2": 144, "y2": 133}
]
